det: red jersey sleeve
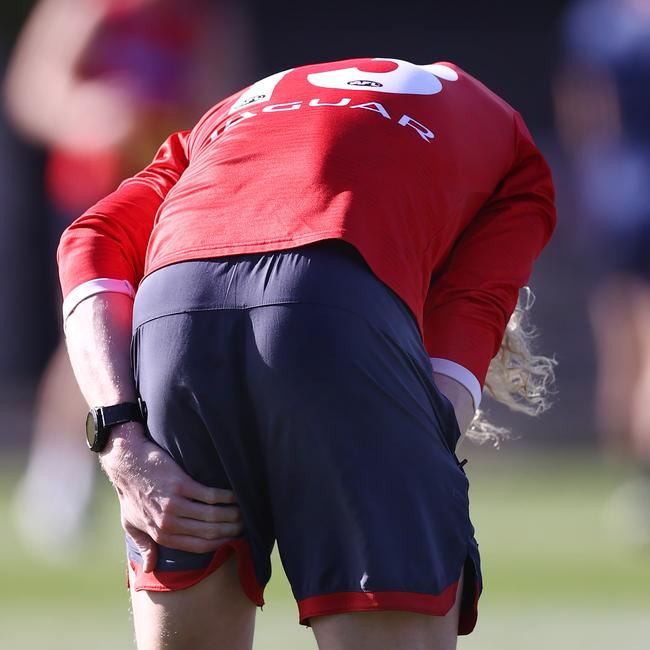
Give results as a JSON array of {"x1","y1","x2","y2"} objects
[
  {"x1": 57, "y1": 130, "x2": 190, "y2": 298},
  {"x1": 423, "y1": 113, "x2": 556, "y2": 387}
]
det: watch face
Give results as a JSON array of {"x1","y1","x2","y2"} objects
[
  {"x1": 86, "y1": 409, "x2": 99, "y2": 450},
  {"x1": 85, "y1": 403, "x2": 143, "y2": 452}
]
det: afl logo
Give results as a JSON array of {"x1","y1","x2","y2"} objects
[
  {"x1": 347, "y1": 79, "x2": 383, "y2": 87},
  {"x1": 241, "y1": 94, "x2": 266, "y2": 106}
]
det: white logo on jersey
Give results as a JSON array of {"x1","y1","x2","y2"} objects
[
  {"x1": 218, "y1": 59, "x2": 456, "y2": 144},
  {"x1": 307, "y1": 58, "x2": 458, "y2": 95},
  {"x1": 228, "y1": 68, "x2": 295, "y2": 114}
]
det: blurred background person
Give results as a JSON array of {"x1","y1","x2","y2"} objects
[
  {"x1": 3, "y1": 0, "x2": 253, "y2": 558},
  {"x1": 555, "y1": 0, "x2": 650, "y2": 543}
]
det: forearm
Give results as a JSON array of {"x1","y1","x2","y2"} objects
[
  {"x1": 433, "y1": 372, "x2": 476, "y2": 437},
  {"x1": 64, "y1": 292, "x2": 137, "y2": 408},
  {"x1": 63, "y1": 291, "x2": 242, "y2": 569}
]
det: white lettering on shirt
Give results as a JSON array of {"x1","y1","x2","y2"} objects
[
  {"x1": 211, "y1": 111, "x2": 257, "y2": 140},
  {"x1": 350, "y1": 102, "x2": 391, "y2": 119},
  {"x1": 309, "y1": 97, "x2": 352, "y2": 107},
  {"x1": 262, "y1": 101, "x2": 303, "y2": 112},
  {"x1": 398, "y1": 115, "x2": 435, "y2": 142},
  {"x1": 214, "y1": 99, "x2": 434, "y2": 144},
  {"x1": 222, "y1": 59, "x2": 451, "y2": 144}
]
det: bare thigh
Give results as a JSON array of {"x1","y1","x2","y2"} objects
[
  {"x1": 310, "y1": 570, "x2": 463, "y2": 650},
  {"x1": 130, "y1": 555, "x2": 256, "y2": 650}
]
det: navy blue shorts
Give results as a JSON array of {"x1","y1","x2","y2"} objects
[{"x1": 128, "y1": 240, "x2": 481, "y2": 635}]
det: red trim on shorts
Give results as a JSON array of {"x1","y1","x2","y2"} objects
[
  {"x1": 298, "y1": 579, "x2": 480, "y2": 636},
  {"x1": 128, "y1": 538, "x2": 264, "y2": 606},
  {"x1": 299, "y1": 582, "x2": 457, "y2": 622}
]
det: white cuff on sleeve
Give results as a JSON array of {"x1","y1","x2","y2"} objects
[
  {"x1": 430, "y1": 357, "x2": 482, "y2": 410},
  {"x1": 62, "y1": 278, "x2": 135, "y2": 323}
]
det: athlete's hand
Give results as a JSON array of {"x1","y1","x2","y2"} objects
[{"x1": 99, "y1": 421, "x2": 243, "y2": 573}]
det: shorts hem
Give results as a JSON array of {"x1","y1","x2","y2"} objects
[
  {"x1": 127, "y1": 538, "x2": 264, "y2": 606},
  {"x1": 298, "y1": 577, "x2": 479, "y2": 636},
  {"x1": 298, "y1": 582, "x2": 457, "y2": 622}
]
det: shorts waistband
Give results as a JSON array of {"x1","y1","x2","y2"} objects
[{"x1": 133, "y1": 241, "x2": 421, "y2": 351}]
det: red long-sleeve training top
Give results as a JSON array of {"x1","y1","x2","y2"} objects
[{"x1": 58, "y1": 57, "x2": 556, "y2": 387}]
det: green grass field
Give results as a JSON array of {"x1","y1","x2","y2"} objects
[{"x1": 1, "y1": 448, "x2": 649, "y2": 649}]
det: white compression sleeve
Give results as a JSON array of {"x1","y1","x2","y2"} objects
[
  {"x1": 62, "y1": 278, "x2": 135, "y2": 327},
  {"x1": 430, "y1": 357, "x2": 482, "y2": 409}
]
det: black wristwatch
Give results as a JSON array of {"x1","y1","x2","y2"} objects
[{"x1": 85, "y1": 399, "x2": 147, "y2": 452}]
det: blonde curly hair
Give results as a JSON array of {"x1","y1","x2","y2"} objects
[{"x1": 466, "y1": 288, "x2": 557, "y2": 446}]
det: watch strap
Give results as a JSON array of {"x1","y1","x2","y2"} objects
[{"x1": 99, "y1": 400, "x2": 146, "y2": 428}]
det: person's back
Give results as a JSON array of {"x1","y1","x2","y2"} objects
[
  {"x1": 152, "y1": 59, "x2": 515, "y2": 297},
  {"x1": 62, "y1": 57, "x2": 554, "y2": 387}
]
